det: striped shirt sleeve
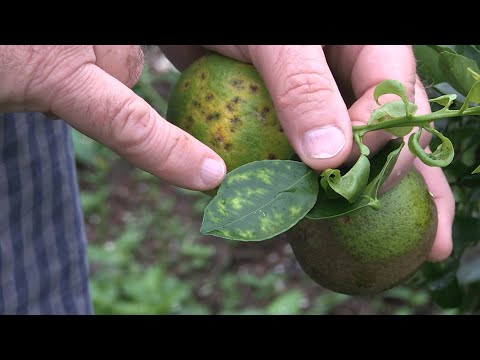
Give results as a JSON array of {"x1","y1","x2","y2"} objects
[{"x1": 0, "y1": 112, "x2": 92, "y2": 314}]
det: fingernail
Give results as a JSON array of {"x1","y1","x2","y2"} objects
[
  {"x1": 200, "y1": 158, "x2": 226, "y2": 185},
  {"x1": 302, "y1": 125, "x2": 346, "y2": 159}
]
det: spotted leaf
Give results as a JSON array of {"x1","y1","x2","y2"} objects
[{"x1": 201, "y1": 160, "x2": 318, "y2": 241}]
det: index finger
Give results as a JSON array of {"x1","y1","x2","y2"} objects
[{"x1": 48, "y1": 64, "x2": 226, "y2": 191}]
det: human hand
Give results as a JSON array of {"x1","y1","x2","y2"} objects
[
  {"x1": 161, "y1": 45, "x2": 454, "y2": 261},
  {"x1": 0, "y1": 45, "x2": 227, "y2": 190}
]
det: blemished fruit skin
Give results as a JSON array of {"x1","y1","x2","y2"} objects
[
  {"x1": 166, "y1": 53, "x2": 294, "y2": 177},
  {"x1": 287, "y1": 169, "x2": 438, "y2": 296}
]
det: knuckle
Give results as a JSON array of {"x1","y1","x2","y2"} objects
[
  {"x1": 108, "y1": 96, "x2": 156, "y2": 154},
  {"x1": 156, "y1": 132, "x2": 192, "y2": 173},
  {"x1": 277, "y1": 65, "x2": 335, "y2": 115},
  {"x1": 0, "y1": 46, "x2": 75, "y2": 106},
  {"x1": 26, "y1": 46, "x2": 94, "y2": 103}
]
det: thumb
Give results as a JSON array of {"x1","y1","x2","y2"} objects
[
  {"x1": 48, "y1": 64, "x2": 226, "y2": 191},
  {"x1": 247, "y1": 45, "x2": 353, "y2": 171}
]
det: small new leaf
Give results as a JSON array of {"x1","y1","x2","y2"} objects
[
  {"x1": 201, "y1": 160, "x2": 318, "y2": 241},
  {"x1": 374, "y1": 80, "x2": 412, "y2": 116},
  {"x1": 473, "y1": 165, "x2": 480, "y2": 174},
  {"x1": 428, "y1": 94, "x2": 457, "y2": 109}
]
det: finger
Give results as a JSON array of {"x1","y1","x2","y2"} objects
[
  {"x1": 380, "y1": 76, "x2": 432, "y2": 193},
  {"x1": 339, "y1": 46, "x2": 417, "y2": 163},
  {"x1": 414, "y1": 154, "x2": 455, "y2": 262},
  {"x1": 49, "y1": 64, "x2": 226, "y2": 191},
  {"x1": 246, "y1": 45, "x2": 352, "y2": 171},
  {"x1": 93, "y1": 45, "x2": 145, "y2": 88},
  {"x1": 160, "y1": 45, "x2": 208, "y2": 71}
]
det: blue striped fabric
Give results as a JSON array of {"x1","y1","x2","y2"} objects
[{"x1": 0, "y1": 112, "x2": 92, "y2": 314}]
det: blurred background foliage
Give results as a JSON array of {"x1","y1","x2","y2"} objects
[{"x1": 73, "y1": 46, "x2": 479, "y2": 315}]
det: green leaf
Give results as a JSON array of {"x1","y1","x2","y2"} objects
[
  {"x1": 306, "y1": 189, "x2": 375, "y2": 220},
  {"x1": 361, "y1": 139, "x2": 404, "y2": 199},
  {"x1": 473, "y1": 165, "x2": 480, "y2": 174},
  {"x1": 368, "y1": 101, "x2": 417, "y2": 136},
  {"x1": 452, "y1": 216, "x2": 480, "y2": 257},
  {"x1": 266, "y1": 290, "x2": 303, "y2": 315},
  {"x1": 430, "y1": 45, "x2": 457, "y2": 54},
  {"x1": 374, "y1": 80, "x2": 411, "y2": 114},
  {"x1": 439, "y1": 52, "x2": 480, "y2": 97},
  {"x1": 430, "y1": 272, "x2": 463, "y2": 309},
  {"x1": 454, "y1": 45, "x2": 480, "y2": 66},
  {"x1": 413, "y1": 45, "x2": 449, "y2": 85},
  {"x1": 463, "y1": 79, "x2": 480, "y2": 104},
  {"x1": 354, "y1": 133, "x2": 370, "y2": 156},
  {"x1": 428, "y1": 94, "x2": 457, "y2": 109},
  {"x1": 468, "y1": 67, "x2": 480, "y2": 80},
  {"x1": 307, "y1": 139, "x2": 404, "y2": 220},
  {"x1": 408, "y1": 126, "x2": 454, "y2": 167},
  {"x1": 320, "y1": 155, "x2": 370, "y2": 204},
  {"x1": 201, "y1": 160, "x2": 318, "y2": 241}
]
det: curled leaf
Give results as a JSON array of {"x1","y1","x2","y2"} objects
[
  {"x1": 307, "y1": 139, "x2": 404, "y2": 220},
  {"x1": 320, "y1": 155, "x2": 370, "y2": 204},
  {"x1": 374, "y1": 80, "x2": 413, "y2": 116},
  {"x1": 319, "y1": 169, "x2": 342, "y2": 200},
  {"x1": 365, "y1": 139, "x2": 405, "y2": 197},
  {"x1": 408, "y1": 127, "x2": 455, "y2": 167},
  {"x1": 354, "y1": 133, "x2": 370, "y2": 157}
]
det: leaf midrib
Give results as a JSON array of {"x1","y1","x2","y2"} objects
[{"x1": 203, "y1": 169, "x2": 313, "y2": 234}]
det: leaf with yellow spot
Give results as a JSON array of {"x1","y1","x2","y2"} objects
[{"x1": 201, "y1": 160, "x2": 318, "y2": 241}]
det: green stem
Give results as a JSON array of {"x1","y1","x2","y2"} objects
[{"x1": 353, "y1": 107, "x2": 480, "y2": 136}]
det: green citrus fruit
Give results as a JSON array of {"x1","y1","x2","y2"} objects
[
  {"x1": 287, "y1": 169, "x2": 437, "y2": 296},
  {"x1": 166, "y1": 53, "x2": 294, "y2": 194}
]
